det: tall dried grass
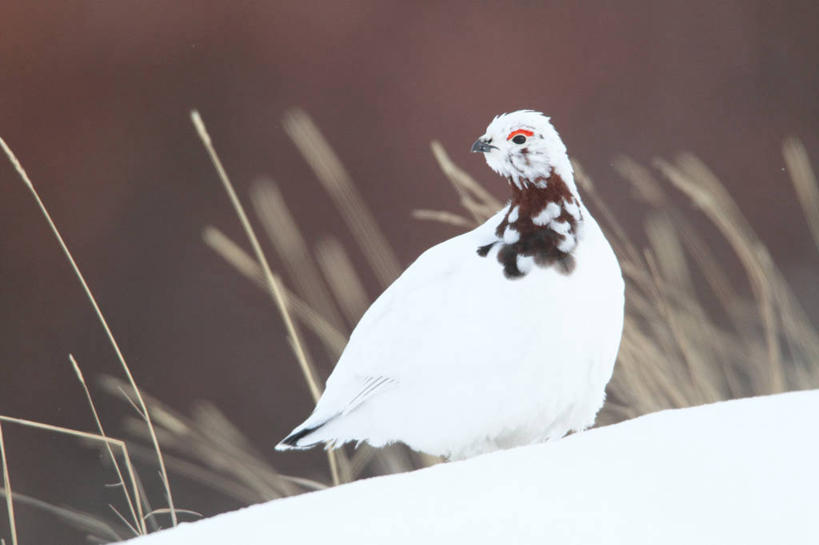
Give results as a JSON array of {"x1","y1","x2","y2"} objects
[
  {"x1": 0, "y1": 111, "x2": 817, "y2": 543},
  {"x1": 0, "y1": 135, "x2": 178, "y2": 542}
]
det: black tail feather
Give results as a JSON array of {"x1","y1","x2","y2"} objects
[{"x1": 278, "y1": 423, "x2": 324, "y2": 449}]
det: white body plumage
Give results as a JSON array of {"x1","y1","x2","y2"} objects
[{"x1": 277, "y1": 110, "x2": 625, "y2": 460}]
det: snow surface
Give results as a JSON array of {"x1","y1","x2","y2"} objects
[{"x1": 128, "y1": 391, "x2": 819, "y2": 545}]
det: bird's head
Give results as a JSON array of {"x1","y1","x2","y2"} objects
[{"x1": 471, "y1": 110, "x2": 574, "y2": 190}]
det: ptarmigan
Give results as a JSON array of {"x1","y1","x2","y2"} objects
[{"x1": 277, "y1": 110, "x2": 624, "y2": 460}]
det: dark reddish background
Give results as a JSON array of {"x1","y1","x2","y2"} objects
[{"x1": 1, "y1": 1, "x2": 818, "y2": 543}]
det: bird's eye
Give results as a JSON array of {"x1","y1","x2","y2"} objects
[{"x1": 507, "y1": 129, "x2": 533, "y2": 144}]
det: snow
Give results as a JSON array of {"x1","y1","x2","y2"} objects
[{"x1": 128, "y1": 390, "x2": 819, "y2": 545}]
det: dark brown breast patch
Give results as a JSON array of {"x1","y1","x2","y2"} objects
[{"x1": 478, "y1": 173, "x2": 581, "y2": 279}]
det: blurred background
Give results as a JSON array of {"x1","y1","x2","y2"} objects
[{"x1": 1, "y1": 1, "x2": 818, "y2": 543}]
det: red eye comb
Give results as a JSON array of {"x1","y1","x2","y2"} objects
[{"x1": 506, "y1": 129, "x2": 534, "y2": 141}]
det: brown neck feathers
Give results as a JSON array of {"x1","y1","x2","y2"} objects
[{"x1": 478, "y1": 173, "x2": 583, "y2": 278}]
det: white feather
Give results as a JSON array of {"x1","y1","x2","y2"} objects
[
  {"x1": 507, "y1": 205, "x2": 520, "y2": 223},
  {"x1": 532, "y1": 202, "x2": 561, "y2": 226},
  {"x1": 502, "y1": 226, "x2": 520, "y2": 244}
]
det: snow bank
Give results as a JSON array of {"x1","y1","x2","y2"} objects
[{"x1": 129, "y1": 391, "x2": 819, "y2": 545}]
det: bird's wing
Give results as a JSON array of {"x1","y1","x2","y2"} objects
[
  {"x1": 303, "y1": 208, "x2": 512, "y2": 429},
  {"x1": 318, "y1": 209, "x2": 520, "y2": 398},
  {"x1": 340, "y1": 375, "x2": 397, "y2": 416}
]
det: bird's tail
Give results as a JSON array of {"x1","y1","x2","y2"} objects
[{"x1": 275, "y1": 416, "x2": 336, "y2": 451}]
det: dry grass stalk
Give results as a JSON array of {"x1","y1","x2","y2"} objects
[
  {"x1": 645, "y1": 216, "x2": 725, "y2": 400},
  {"x1": 191, "y1": 111, "x2": 323, "y2": 401},
  {"x1": 204, "y1": 226, "x2": 350, "y2": 357},
  {"x1": 606, "y1": 145, "x2": 818, "y2": 422},
  {"x1": 100, "y1": 376, "x2": 327, "y2": 501},
  {"x1": 0, "y1": 423, "x2": 17, "y2": 545},
  {"x1": 283, "y1": 108, "x2": 402, "y2": 288},
  {"x1": 783, "y1": 137, "x2": 819, "y2": 252},
  {"x1": 251, "y1": 179, "x2": 346, "y2": 331},
  {"x1": 0, "y1": 415, "x2": 151, "y2": 541},
  {"x1": 0, "y1": 416, "x2": 142, "y2": 501},
  {"x1": 411, "y1": 209, "x2": 474, "y2": 228},
  {"x1": 0, "y1": 487, "x2": 126, "y2": 544},
  {"x1": 69, "y1": 354, "x2": 145, "y2": 535},
  {"x1": 0, "y1": 418, "x2": 125, "y2": 450},
  {"x1": 110, "y1": 505, "x2": 139, "y2": 537},
  {"x1": 126, "y1": 442, "x2": 269, "y2": 505},
  {"x1": 143, "y1": 507, "x2": 202, "y2": 522},
  {"x1": 315, "y1": 237, "x2": 371, "y2": 326},
  {"x1": 612, "y1": 156, "x2": 753, "y2": 338},
  {"x1": 587, "y1": 161, "x2": 728, "y2": 420},
  {"x1": 574, "y1": 158, "x2": 643, "y2": 267},
  {"x1": 0, "y1": 136, "x2": 178, "y2": 527},
  {"x1": 430, "y1": 140, "x2": 501, "y2": 222},
  {"x1": 190, "y1": 110, "x2": 345, "y2": 486},
  {"x1": 655, "y1": 155, "x2": 785, "y2": 393}
]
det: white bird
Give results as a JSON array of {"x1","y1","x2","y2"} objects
[{"x1": 276, "y1": 110, "x2": 624, "y2": 460}]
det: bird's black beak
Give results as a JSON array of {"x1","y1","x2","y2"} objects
[{"x1": 471, "y1": 138, "x2": 497, "y2": 153}]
